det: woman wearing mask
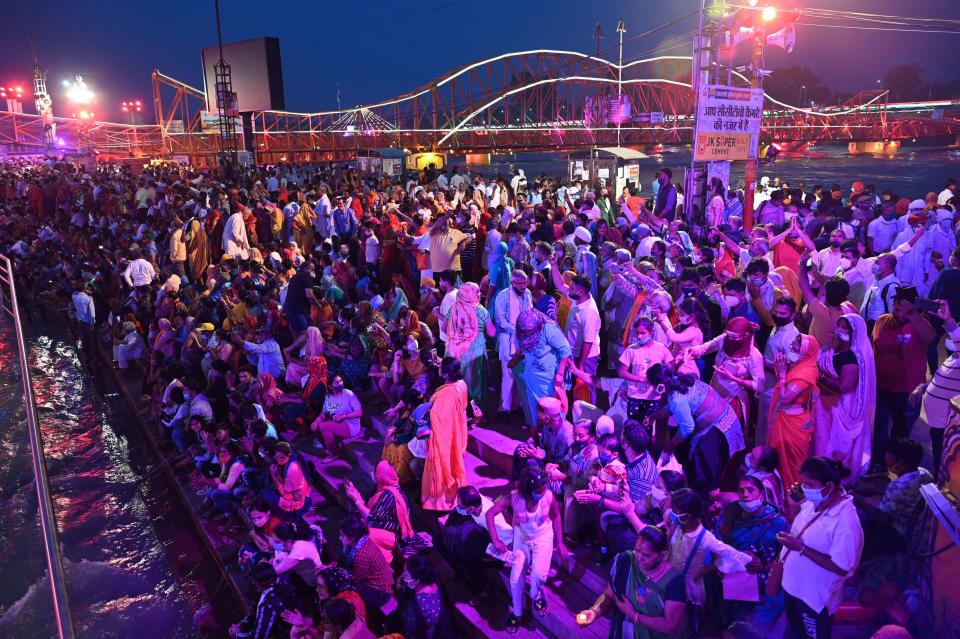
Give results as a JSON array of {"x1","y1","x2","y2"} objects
[
  {"x1": 647, "y1": 365, "x2": 746, "y2": 495},
  {"x1": 665, "y1": 489, "x2": 752, "y2": 622},
  {"x1": 774, "y1": 457, "x2": 864, "y2": 639},
  {"x1": 815, "y1": 314, "x2": 876, "y2": 479},
  {"x1": 396, "y1": 555, "x2": 452, "y2": 639},
  {"x1": 487, "y1": 464, "x2": 569, "y2": 633},
  {"x1": 310, "y1": 375, "x2": 363, "y2": 460},
  {"x1": 768, "y1": 334, "x2": 821, "y2": 489},
  {"x1": 686, "y1": 317, "x2": 763, "y2": 429},
  {"x1": 547, "y1": 419, "x2": 599, "y2": 538},
  {"x1": 655, "y1": 298, "x2": 708, "y2": 378},
  {"x1": 576, "y1": 525, "x2": 686, "y2": 639},
  {"x1": 618, "y1": 316, "x2": 674, "y2": 422},
  {"x1": 716, "y1": 475, "x2": 789, "y2": 628}
]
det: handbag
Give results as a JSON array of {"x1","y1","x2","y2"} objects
[{"x1": 765, "y1": 508, "x2": 826, "y2": 597}]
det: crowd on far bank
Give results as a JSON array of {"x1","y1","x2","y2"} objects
[{"x1": 0, "y1": 155, "x2": 958, "y2": 639}]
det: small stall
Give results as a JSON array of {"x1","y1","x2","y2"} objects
[
  {"x1": 405, "y1": 151, "x2": 446, "y2": 173},
  {"x1": 567, "y1": 146, "x2": 647, "y2": 195},
  {"x1": 355, "y1": 148, "x2": 406, "y2": 180}
]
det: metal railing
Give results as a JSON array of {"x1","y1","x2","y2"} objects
[{"x1": 0, "y1": 254, "x2": 76, "y2": 639}]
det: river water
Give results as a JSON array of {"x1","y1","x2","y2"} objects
[
  {"x1": 0, "y1": 319, "x2": 202, "y2": 639},
  {"x1": 450, "y1": 143, "x2": 960, "y2": 198}
]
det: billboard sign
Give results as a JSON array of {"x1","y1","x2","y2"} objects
[{"x1": 694, "y1": 84, "x2": 764, "y2": 161}]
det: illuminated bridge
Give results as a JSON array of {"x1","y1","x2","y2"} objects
[{"x1": 1, "y1": 50, "x2": 959, "y2": 164}]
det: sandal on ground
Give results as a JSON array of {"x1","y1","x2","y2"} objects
[
  {"x1": 534, "y1": 595, "x2": 549, "y2": 617},
  {"x1": 506, "y1": 614, "x2": 521, "y2": 634}
]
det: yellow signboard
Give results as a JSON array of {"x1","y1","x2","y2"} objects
[{"x1": 695, "y1": 132, "x2": 751, "y2": 161}]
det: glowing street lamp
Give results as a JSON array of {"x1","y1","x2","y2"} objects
[
  {"x1": 64, "y1": 76, "x2": 94, "y2": 105},
  {"x1": 0, "y1": 85, "x2": 25, "y2": 113},
  {"x1": 761, "y1": 6, "x2": 777, "y2": 21}
]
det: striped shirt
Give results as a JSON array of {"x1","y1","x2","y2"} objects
[{"x1": 922, "y1": 323, "x2": 960, "y2": 429}]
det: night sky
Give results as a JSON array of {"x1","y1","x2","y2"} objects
[{"x1": 1, "y1": 0, "x2": 958, "y2": 121}]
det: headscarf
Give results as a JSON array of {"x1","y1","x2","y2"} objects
[
  {"x1": 488, "y1": 241, "x2": 514, "y2": 297},
  {"x1": 722, "y1": 317, "x2": 758, "y2": 357},
  {"x1": 817, "y1": 314, "x2": 876, "y2": 474},
  {"x1": 516, "y1": 308, "x2": 547, "y2": 353},
  {"x1": 445, "y1": 282, "x2": 481, "y2": 359},
  {"x1": 775, "y1": 266, "x2": 802, "y2": 305},
  {"x1": 255, "y1": 372, "x2": 282, "y2": 408},
  {"x1": 369, "y1": 460, "x2": 414, "y2": 538},
  {"x1": 384, "y1": 286, "x2": 410, "y2": 322},
  {"x1": 771, "y1": 334, "x2": 821, "y2": 416}
]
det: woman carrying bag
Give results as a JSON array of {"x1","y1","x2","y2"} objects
[{"x1": 766, "y1": 456, "x2": 864, "y2": 639}]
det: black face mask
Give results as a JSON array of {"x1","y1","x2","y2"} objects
[
  {"x1": 830, "y1": 240, "x2": 842, "y2": 248},
  {"x1": 772, "y1": 314, "x2": 792, "y2": 327},
  {"x1": 680, "y1": 286, "x2": 698, "y2": 297}
]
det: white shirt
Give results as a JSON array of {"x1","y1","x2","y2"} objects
[
  {"x1": 72, "y1": 291, "x2": 95, "y2": 324},
  {"x1": 866, "y1": 217, "x2": 899, "y2": 254},
  {"x1": 123, "y1": 258, "x2": 157, "y2": 287},
  {"x1": 565, "y1": 296, "x2": 602, "y2": 360},
  {"x1": 438, "y1": 288, "x2": 458, "y2": 343},
  {"x1": 814, "y1": 247, "x2": 843, "y2": 278},
  {"x1": 364, "y1": 234, "x2": 380, "y2": 263},
  {"x1": 861, "y1": 272, "x2": 899, "y2": 321},
  {"x1": 668, "y1": 524, "x2": 751, "y2": 606},
  {"x1": 781, "y1": 496, "x2": 864, "y2": 614}
]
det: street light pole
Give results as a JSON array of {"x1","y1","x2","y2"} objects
[{"x1": 616, "y1": 19, "x2": 625, "y2": 147}]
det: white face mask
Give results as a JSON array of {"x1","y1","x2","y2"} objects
[
  {"x1": 839, "y1": 258, "x2": 851, "y2": 270},
  {"x1": 724, "y1": 294, "x2": 741, "y2": 308}
]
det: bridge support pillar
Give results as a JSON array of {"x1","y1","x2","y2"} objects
[{"x1": 847, "y1": 140, "x2": 899, "y2": 155}]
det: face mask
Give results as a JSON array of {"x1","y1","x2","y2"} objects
[
  {"x1": 667, "y1": 509, "x2": 687, "y2": 526},
  {"x1": 650, "y1": 486, "x2": 667, "y2": 506},
  {"x1": 676, "y1": 315, "x2": 691, "y2": 327},
  {"x1": 454, "y1": 506, "x2": 471, "y2": 517},
  {"x1": 740, "y1": 499, "x2": 763, "y2": 512},
  {"x1": 330, "y1": 383, "x2": 344, "y2": 393},
  {"x1": 724, "y1": 294, "x2": 741, "y2": 308},
  {"x1": 830, "y1": 240, "x2": 842, "y2": 248},
  {"x1": 834, "y1": 330, "x2": 851, "y2": 343},
  {"x1": 871, "y1": 264, "x2": 882, "y2": 276},
  {"x1": 772, "y1": 314, "x2": 791, "y2": 327},
  {"x1": 680, "y1": 286, "x2": 698, "y2": 297},
  {"x1": 636, "y1": 335, "x2": 652, "y2": 346},
  {"x1": 839, "y1": 258, "x2": 851, "y2": 270},
  {"x1": 802, "y1": 486, "x2": 828, "y2": 504},
  {"x1": 598, "y1": 452, "x2": 615, "y2": 466},
  {"x1": 750, "y1": 276, "x2": 765, "y2": 288},
  {"x1": 530, "y1": 491, "x2": 546, "y2": 501},
  {"x1": 402, "y1": 576, "x2": 418, "y2": 589},
  {"x1": 786, "y1": 350, "x2": 801, "y2": 363}
]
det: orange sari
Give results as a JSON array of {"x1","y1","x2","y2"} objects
[
  {"x1": 422, "y1": 380, "x2": 468, "y2": 511},
  {"x1": 768, "y1": 334, "x2": 821, "y2": 489}
]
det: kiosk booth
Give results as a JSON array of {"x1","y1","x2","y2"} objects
[{"x1": 567, "y1": 146, "x2": 647, "y2": 195}]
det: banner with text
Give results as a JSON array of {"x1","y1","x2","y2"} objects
[{"x1": 694, "y1": 84, "x2": 764, "y2": 162}]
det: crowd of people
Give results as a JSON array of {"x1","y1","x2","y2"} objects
[{"x1": 1, "y1": 155, "x2": 957, "y2": 639}]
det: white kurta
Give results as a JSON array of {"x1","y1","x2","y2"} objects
[{"x1": 222, "y1": 212, "x2": 250, "y2": 259}]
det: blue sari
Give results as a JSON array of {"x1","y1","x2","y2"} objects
[
  {"x1": 716, "y1": 502, "x2": 788, "y2": 627},
  {"x1": 488, "y1": 241, "x2": 513, "y2": 301}
]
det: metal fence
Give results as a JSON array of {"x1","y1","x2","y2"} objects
[{"x1": 0, "y1": 253, "x2": 76, "y2": 639}]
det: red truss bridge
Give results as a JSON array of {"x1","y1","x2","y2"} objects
[{"x1": 1, "y1": 50, "x2": 959, "y2": 164}]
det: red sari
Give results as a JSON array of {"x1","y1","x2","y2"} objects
[{"x1": 768, "y1": 335, "x2": 821, "y2": 489}]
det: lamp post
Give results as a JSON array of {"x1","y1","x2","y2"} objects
[
  {"x1": 121, "y1": 100, "x2": 142, "y2": 155},
  {"x1": 0, "y1": 85, "x2": 25, "y2": 113},
  {"x1": 64, "y1": 76, "x2": 95, "y2": 159},
  {"x1": 742, "y1": 4, "x2": 777, "y2": 230}
]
